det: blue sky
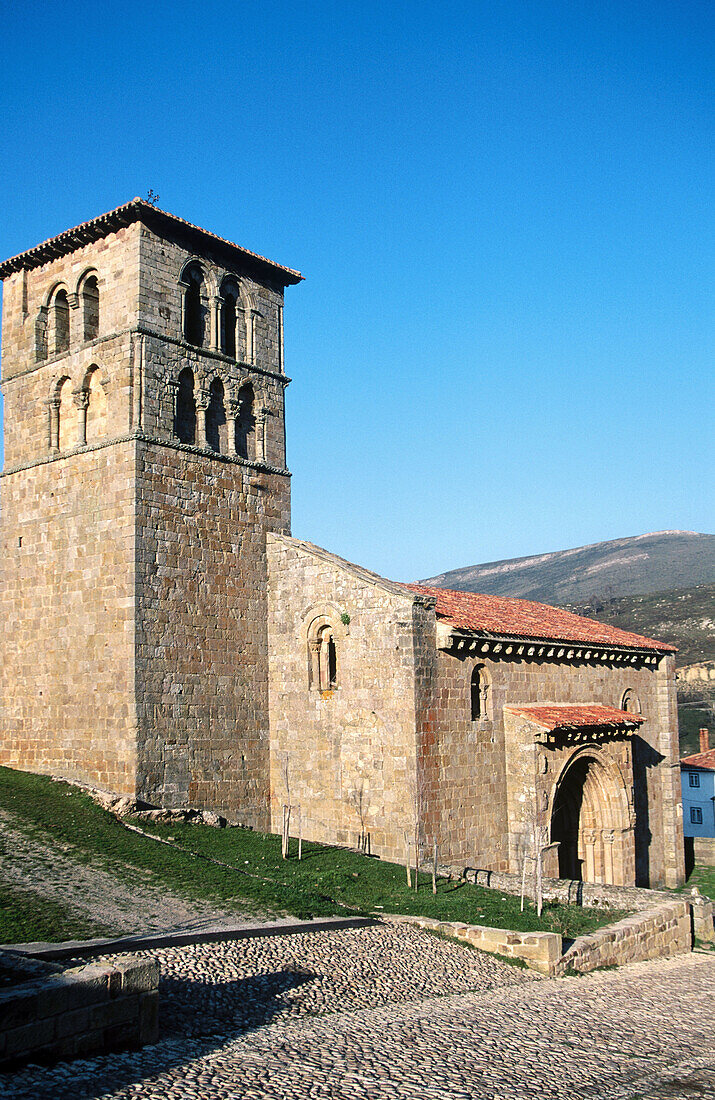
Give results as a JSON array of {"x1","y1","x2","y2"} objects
[{"x1": 1, "y1": 1, "x2": 712, "y2": 579}]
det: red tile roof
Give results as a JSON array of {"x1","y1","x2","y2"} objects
[
  {"x1": 680, "y1": 749, "x2": 715, "y2": 771},
  {"x1": 505, "y1": 704, "x2": 645, "y2": 732},
  {"x1": 404, "y1": 584, "x2": 675, "y2": 652},
  {"x1": 0, "y1": 198, "x2": 303, "y2": 284}
]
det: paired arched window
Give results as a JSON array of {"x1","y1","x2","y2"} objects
[
  {"x1": 206, "y1": 377, "x2": 227, "y2": 452},
  {"x1": 82, "y1": 275, "x2": 99, "y2": 341},
  {"x1": 236, "y1": 383, "x2": 255, "y2": 459},
  {"x1": 175, "y1": 368, "x2": 196, "y2": 444},
  {"x1": 221, "y1": 279, "x2": 240, "y2": 359},
  {"x1": 51, "y1": 366, "x2": 108, "y2": 453},
  {"x1": 183, "y1": 264, "x2": 205, "y2": 346},
  {"x1": 53, "y1": 290, "x2": 70, "y2": 355},
  {"x1": 621, "y1": 689, "x2": 642, "y2": 715},
  {"x1": 308, "y1": 621, "x2": 338, "y2": 691},
  {"x1": 470, "y1": 664, "x2": 490, "y2": 722},
  {"x1": 307, "y1": 615, "x2": 340, "y2": 692}
]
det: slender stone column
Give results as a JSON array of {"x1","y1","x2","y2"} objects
[
  {"x1": 73, "y1": 389, "x2": 89, "y2": 447},
  {"x1": 256, "y1": 409, "x2": 267, "y2": 462},
  {"x1": 234, "y1": 311, "x2": 242, "y2": 362},
  {"x1": 226, "y1": 399, "x2": 239, "y2": 456},
  {"x1": 583, "y1": 829, "x2": 597, "y2": 883},
  {"x1": 212, "y1": 297, "x2": 222, "y2": 351},
  {"x1": 602, "y1": 829, "x2": 615, "y2": 885},
  {"x1": 309, "y1": 641, "x2": 321, "y2": 690},
  {"x1": 178, "y1": 281, "x2": 188, "y2": 341},
  {"x1": 245, "y1": 309, "x2": 256, "y2": 364},
  {"x1": 48, "y1": 397, "x2": 61, "y2": 452},
  {"x1": 195, "y1": 390, "x2": 210, "y2": 448}
]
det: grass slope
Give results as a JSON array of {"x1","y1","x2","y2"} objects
[{"x1": 0, "y1": 767, "x2": 623, "y2": 944}]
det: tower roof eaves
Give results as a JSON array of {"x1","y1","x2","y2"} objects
[{"x1": 0, "y1": 198, "x2": 304, "y2": 285}]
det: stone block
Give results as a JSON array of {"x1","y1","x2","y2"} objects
[
  {"x1": 0, "y1": 986, "x2": 39, "y2": 1029},
  {"x1": 139, "y1": 991, "x2": 160, "y2": 1044},
  {"x1": 115, "y1": 958, "x2": 160, "y2": 995},
  {"x1": 3, "y1": 1018, "x2": 56, "y2": 1058}
]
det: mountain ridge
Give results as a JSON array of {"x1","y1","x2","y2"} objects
[{"x1": 421, "y1": 531, "x2": 715, "y2": 606}]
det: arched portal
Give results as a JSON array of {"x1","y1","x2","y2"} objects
[{"x1": 550, "y1": 752, "x2": 633, "y2": 886}]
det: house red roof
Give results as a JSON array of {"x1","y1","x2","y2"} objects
[
  {"x1": 404, "y1": 584, "x2": 675, "y2": 652},
  {"x1": 680, "y1": 749, "x2": 715, "y2": 771},
  {"x1": 505, "y1": 704, "x2": 645, "y2": 732},
  {"x1": 0, "y1": 198, "x2": 304, "y2": 284}
]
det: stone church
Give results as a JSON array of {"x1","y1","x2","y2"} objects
[{"x1": 0, "y1": 200, "x2": 685, "y2": 888}]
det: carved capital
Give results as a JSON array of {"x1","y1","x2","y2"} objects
[
  {"x1": 195, "y1": 389, "x2": 210, "y2": 411},
  {"x1": 72, "y1": 389, "x2": 89, "y2": 410},
  {"x1": 67, "y1": 293, "x2": 79, "y2": 310}
]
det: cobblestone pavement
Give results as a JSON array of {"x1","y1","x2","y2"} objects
[{"x1": 3, "y1": 925, "x2": 714, "y2": 1100}]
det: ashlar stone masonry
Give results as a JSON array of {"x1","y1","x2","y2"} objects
[{"x1": 0, "y1": 201, "x2": 685, "y2": 886}]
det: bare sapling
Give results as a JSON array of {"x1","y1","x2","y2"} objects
[
  {"x1": 414, "y1": 823, "x2": 419, "y2": 892},
  {"x1": 432, "y1": 840, "x2": 438, "y2": 895},
  {"x1": 349, "y1": 782, "x2": 370, "y2": 855},
  {"x1": 297, "y1": 805, "x2": 302, "y2": 861},
  {"x1": 404, "y1": 831, "x2": 412, "y2": 888},
  {"x1": 531, "y1": 821, "x2": 547, "y2": 917},
  {"x1": 520, "y1": 846, "x2": 531, "y2": 912},
  {"x1": 280, "y1": 755, "x2": 292, "y2": 859}
]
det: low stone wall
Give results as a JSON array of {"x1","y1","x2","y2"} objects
[
  {"x1": 690, "y1": 890, "x2": 715, "y2": 942},
  {"x1": 394, "y1": 896, "x2": 693, "y2": 977},
  {"x1": 392, "y1": 915, "x2": 561, "y2": 975},
  {"x1": 460, "y1": 866, "x2": 672, "y2": 912},
  {"x1": 557, "y1": 897, "x2": 692, "y2": 975},
  {"x1": 0, "y1": 955, "x2": 159, "y2": 1070},
  {"x1": 693, "y1": 837, "x2": 715, "y2": 864}
]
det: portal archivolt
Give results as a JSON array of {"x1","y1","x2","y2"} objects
[{"x1": 550, "y1": 751, "x2": 633, "y2": 886}]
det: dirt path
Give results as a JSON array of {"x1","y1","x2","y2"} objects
[{"x1": 0, "y1": 809, "x2": 268, "y2": 938}]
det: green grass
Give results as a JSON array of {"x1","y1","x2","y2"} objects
[
  {"x1": 0, "y1": 884, "x2": 112, "y2": 945},
  {"x1": 0, "y1": 766, "x2": 627, "y2": 942},
  {"x1": 679, "y1": 861, "x2": 715, "y2": 899}
]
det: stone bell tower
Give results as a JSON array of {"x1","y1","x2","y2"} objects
[{"x1": 0, "y1": 199, "x2": 302, "y2": 828}]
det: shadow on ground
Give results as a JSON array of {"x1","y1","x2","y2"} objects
[
  {"x1": 160, "y1": 966, "x2": 314, "y2": 1037},
  {"x1": 1, "y1": 969, "x2": 315, "y2": 1100}
]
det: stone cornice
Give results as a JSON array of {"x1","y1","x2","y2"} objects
[
  {"x1": 0, "y1": 327, "x2": 290, "y2": 389},
  {"x1": 437, "y1": 628, "x2": 663, "y2": 666},
  {"x1": 0, "y1": 430, "x2": 291, "y2": 479}
]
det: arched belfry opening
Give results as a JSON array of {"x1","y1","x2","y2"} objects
[
  {"x1": 53, "y1": 289, "x2": 70, "y2": 354},
  {"x1": 82, "y1": 274, "x2": 99, "y2": 341},
  {"x1": 182, "y1": 264, "x2": 205, "y2": 346},
  {"x1": 175, "y1": 368, "x2": 196, "y2": 444},
  {"x1": 221, "y1": 278, "x2": 239, "y2": 359},
  {"x1": 550, "y1": 752, "x2": 632, "y2": 886},
  {"x1": 206, "y1": 377, "x2": 227, "y2": 452},
  {"x1": 236, "y1": 383, "x2": 255, "y2": 459}
]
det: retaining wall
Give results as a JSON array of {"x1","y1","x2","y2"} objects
[
  {"x1": 395, "y1": 895, "x2": 693, "y2": 977},
  {"x1": 693, "y1": 837, "x2": 715, "y2": 864},
  {"x1": 557, "y1": 897, "x2": 692, "y2": 974},
  {"x1": 0, "y1": 955, "x2": 159, "y2": 1070},
  {"x1": 393, "y1": 915, "x2": 561, "y2": 975}
]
